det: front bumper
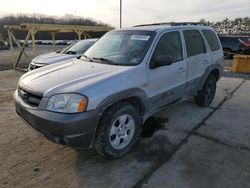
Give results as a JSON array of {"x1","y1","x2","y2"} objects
[{"x1": 14, "y1": 91, "x2": 100, "y2": 148}]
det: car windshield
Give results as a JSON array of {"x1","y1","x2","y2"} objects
[
  {"x1": 61, "y1": 40, "x2": 96, "y2": 55},
  {"x1": 83, "y1": 30, "x2": 155, "y2": 66}
]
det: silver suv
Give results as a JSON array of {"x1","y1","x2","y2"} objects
[{"x1": 14, "y1": 23, "x2": 223, "y2": 158}]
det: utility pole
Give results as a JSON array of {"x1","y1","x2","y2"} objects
[{"x1": 120, "y1": 0, "x2": 122, "y2": 28}]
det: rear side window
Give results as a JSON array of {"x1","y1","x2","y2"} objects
[
  {"x1": 153, "y1": 31, "x2": 183, "y2": 63},
  {"x1": 183, "y1": 30, "x2": 206, "y2": 57},
  {"x1": 202, "y1": 30, "x2": 220, "y2": 51}
]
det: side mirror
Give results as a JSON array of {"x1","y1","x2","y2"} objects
[{"x1": 150, "y1": 55, "x2": 174, "y2": 69}]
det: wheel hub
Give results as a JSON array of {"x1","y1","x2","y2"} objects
[
  {"x1": 205, "y1": 80, "x2": 215, "y2": 102},
  {"x1": 109, "y1": 114, "x2": 135, "y2": 150}
]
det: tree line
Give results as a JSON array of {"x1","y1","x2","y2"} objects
[
  {"x1": 0, "y1": 14, "x2": 111, "y2": 40},
  {"x1": 0, "y1": 14, "x2": 250, "y2": 41},
  {"x1": 200, "y1": 17, "x2": 250, "y2": 35}
]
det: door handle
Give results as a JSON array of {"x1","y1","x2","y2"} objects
[{"x1": 177, "y1": 67, "x2": 185, "y2": 73}]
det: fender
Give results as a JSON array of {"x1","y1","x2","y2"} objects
[
  {"x1": 97, "y1": 88, "x2": 148, "y2": 115},
  {"x1": 185, "y1": 63, "x2": 223, "y2": 96},
  {"x1": 198, "y1": 63, "x2": 223, "y2": 90}
]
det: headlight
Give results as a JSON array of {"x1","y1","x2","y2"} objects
[{"x1": 47, "y1": 94, "x2": 88, "y2": 113}]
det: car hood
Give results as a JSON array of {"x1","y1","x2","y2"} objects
[
  {"x1": 19, "y1": 60, "x2": 134, "y2": 97},
  {"x1": 32, "y1": 52, "x2": 79, "y2": 65}
]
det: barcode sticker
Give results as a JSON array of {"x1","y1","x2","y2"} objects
[{"x1": 130, "y1": 35, "x2": 150, "y2": 41}]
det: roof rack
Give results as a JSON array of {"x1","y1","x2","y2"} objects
[{"x1": 133, "y1": 22, "x2": 205, "y2": 27}]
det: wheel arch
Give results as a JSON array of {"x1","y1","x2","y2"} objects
[
  {"x1": 97, "y1": 88, "x2": 148, "y2": 117},
  {"x1": 210, "y1": 68, "x2": 220, "y2": 81},
  {"x1": 199, "y1": 64, "x2": 222, "y2": 90}
]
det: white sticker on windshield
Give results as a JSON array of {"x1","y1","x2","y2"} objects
[{"x1": 130, "y1": 35, "x2": 150, "y2": 41}]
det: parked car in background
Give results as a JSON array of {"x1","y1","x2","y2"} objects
[
  {"x1": 0, "y1": 42, "x2": 10, "y2": 50},
  {"x1": 219, "y1": 35, "x2": 250, "y2": 59},
  {"x1": 55, "y1": 40, "x2": 69, "y2": 45},
  {"x1": 42, "y1": 40, "x2": 53, "y2": 45},
  {"x1": 19, "y1": 40, "x2": 29, "y2": 47},
  {"x1": 67, "y1": 40, "x2": 77, "y2": 45},
  {"x1": 29, "y1": 38, "x2": 98, "y2": 70},
  {"x1": 15, "y1": 23, "x2": 223, "y2": 158}
]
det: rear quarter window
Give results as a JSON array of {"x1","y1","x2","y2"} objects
[
  {"x1": 183, "y1": 30, "x2": 207, "y2": 57},
  {"x1": 202, "y1": 30, "x2": 221, "y2": 52}
]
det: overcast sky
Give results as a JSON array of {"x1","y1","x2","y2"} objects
[{"x1": 1, "y1": 0, "x2": 250, "y2": 28}]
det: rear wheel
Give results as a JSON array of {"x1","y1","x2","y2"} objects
[
  {"x1": 94, "y1": 103, "x2": 140, "y2": 159},
  {"x1": 195, "y1": 74, "x2": 217, "y2": 107}
]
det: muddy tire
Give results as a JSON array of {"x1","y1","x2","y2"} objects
[
  {"x1": 93, "y1": 103, "x2": 140, "y2": 159},
  {"x1": 195, "y1": 74, "x2": 217, "y2": 107}
]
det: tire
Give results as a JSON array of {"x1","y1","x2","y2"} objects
[
  {"x1": 93, "y1": 103, "x2": 140, "y2": 159},
  {"x1": 195, "y1": 74, "x2": 217, "y2": 107}
]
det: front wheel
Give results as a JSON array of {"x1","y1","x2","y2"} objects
[
  {"x1": 195, "y1": 74, "x2": 217, "y2": 107},
  {"x1": 93, "y1": 103, "x2": 140, "y2": 159}
]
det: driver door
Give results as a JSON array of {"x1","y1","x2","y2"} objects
[{"x1": 146, "y1": 31, "x2": 187, "y2": 110}]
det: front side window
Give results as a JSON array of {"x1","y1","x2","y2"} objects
[
  {"x1": 183, "y1": 30, "x2": 206, "y2": 57},
  {"x1": 152, "y1": 31, "x2": 183, "y2": 63},
  {"x1": 202, "y1": 30, "x2": 220, "y2": 52},
  {"x1": 83, "y1": 30, "x2": 155, "y2": 66}
]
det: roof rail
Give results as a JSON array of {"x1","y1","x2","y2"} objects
[{"x1": 133, "y1": 22, "x2": 205, "y2": 27}]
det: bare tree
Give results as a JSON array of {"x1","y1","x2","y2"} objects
[
  {"x1": 0, "y1": 14, "x2": 112, "y2": 40},
  {"x1": 200, "y1": 17, "x2": 250, "y2": 35}
]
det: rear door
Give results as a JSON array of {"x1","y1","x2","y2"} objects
[{"x1": 182, "y1": 29, "x2": 212, "y2": 93}]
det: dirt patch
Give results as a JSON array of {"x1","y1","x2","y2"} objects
[{"x1": 0, "y1": 91, "x2": 15, "y2": 103}]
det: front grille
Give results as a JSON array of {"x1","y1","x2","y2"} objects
[{"x1": 18, "y1": 88, "x2": 43, "y2": 107}]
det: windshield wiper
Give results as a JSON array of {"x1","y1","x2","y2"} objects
[
  {"x1": 92, "y1": 57, "x2": 118, "y2": 65},
  {"x1": 80, "y1": 55, "x2": 93, "y2": 62}
]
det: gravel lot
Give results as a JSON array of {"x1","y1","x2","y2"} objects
[{"x1": 0, "y1": 47, "x2": 250, "y2": 188}]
